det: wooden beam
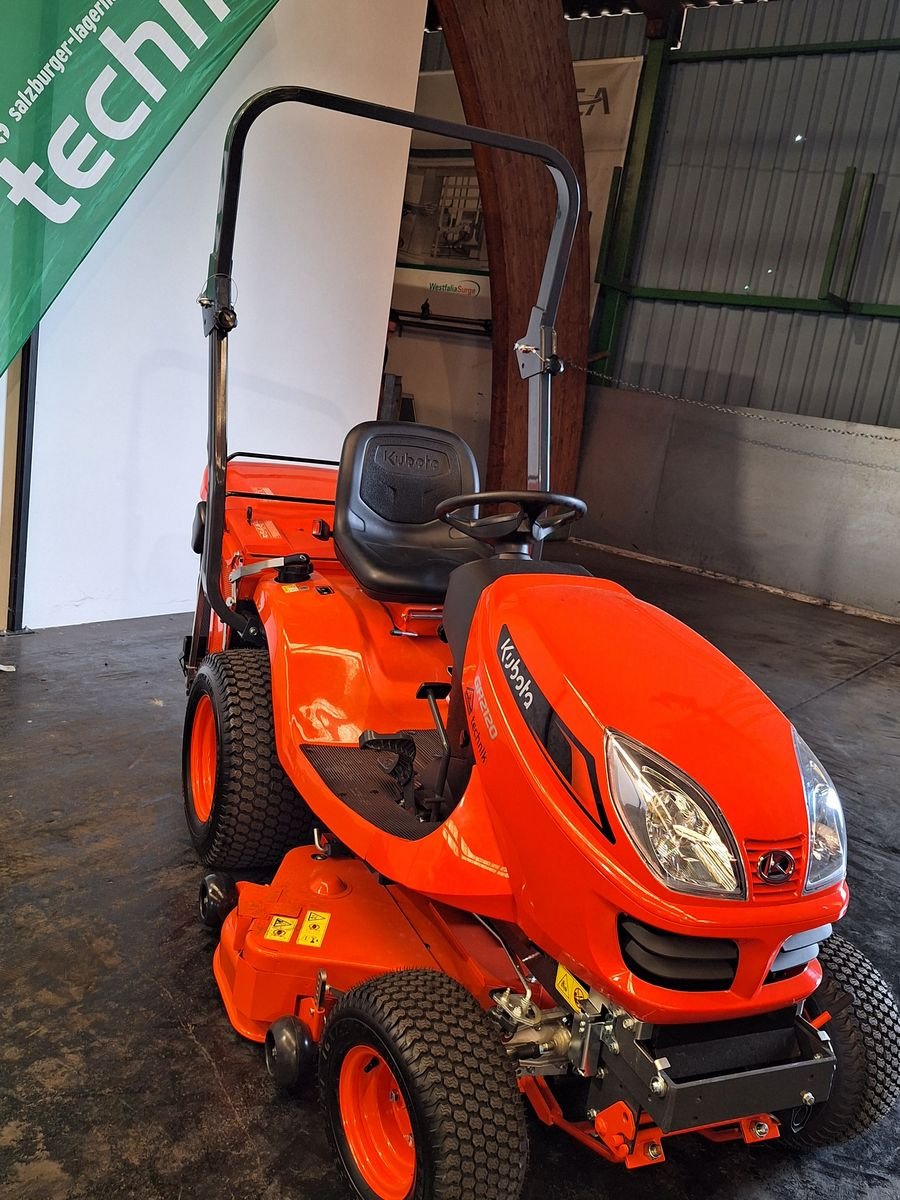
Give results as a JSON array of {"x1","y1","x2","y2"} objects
[{"x1": 435, "y1": 0, "x2": 590, "y2": 493}]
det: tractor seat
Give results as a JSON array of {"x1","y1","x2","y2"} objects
[{"x1": 333, "y1": 421, "x2": 488, "y2": 604}]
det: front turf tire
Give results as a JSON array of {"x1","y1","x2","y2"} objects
[
  {"x1": 182, "y1": 650, "x2": 314, "y2": 870},
  {"x1": 319, "y1": 970, "x2": 528, "y2": 1200},
  {"x1": 779, "y1": 933, "x2": 900, "y2": 1148}
]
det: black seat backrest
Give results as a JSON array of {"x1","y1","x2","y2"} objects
[{"x1": 333, "y1": 421, "x2": 487, "y2": 603}]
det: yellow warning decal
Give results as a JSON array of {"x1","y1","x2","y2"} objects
[
  {"x1": 555, "y1": 964, "x2": 590, "y2": 1012},
  {"x1": 297, "y1": 909, "x2": 331, "y2": 947},
  {"x1": 264, "y1": 915, "x2": 298, "y2": 943},
  {"x1": 281, "y1": 584, "x2": 299, "y2": 593}
]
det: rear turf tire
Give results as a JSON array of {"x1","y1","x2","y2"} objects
[
  {"x1": 779, "y1": 933, "x2": 900, "y2": 1148},
  {"x1": 182, "y1": 650, "x2": 314, "y2": 870},
  {"x1": 319, "y1": 969, "x2": 528, "y2": 1200}
]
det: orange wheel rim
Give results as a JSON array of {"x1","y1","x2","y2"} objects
[
  {"x1": 190, "y1": 694, "x2": 217, "y2": 823},
  {"x1": 338, "y1": 1045, "x2": 415, "y2": 1200}
]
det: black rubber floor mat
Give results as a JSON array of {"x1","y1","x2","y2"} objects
[{"x1": 303, "y1": 730, "x2": 444, "y2": 840}]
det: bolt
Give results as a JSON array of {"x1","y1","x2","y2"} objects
[
  {"x1": 752, "y1": 1121, "x2": 769, "y2": 1139},
  {"x1": 587, "y1": 1108, "x2": 598, "y2": 1120},
  {"x1": 405, "y1": 1133, "x2": 413, "y2": 1145},
  {"x1": 389, "y1": 1090, "x2": 400, "y2": 1103},
  {"x1": 801, "y1": 1091, "x2": 816, "y2": 1107},
  {"x1": 650, "y1": 1076, "x2": 667, "y2": 1097},
  {"x1": 607, "y1": 1038, "x2": 620, "y2": 1055},
  {"x1": 622, "y1": 1017, "x2": 635, "y2": 1031},
  {"x1": 647, "y1": 1142, "x2": 662, "y2": 1160}
]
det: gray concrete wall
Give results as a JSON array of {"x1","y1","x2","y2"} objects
[{"x1": 574, "y1": 387, "x2": 900, "y2": 619}]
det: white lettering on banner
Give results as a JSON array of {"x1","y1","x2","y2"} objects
[
  {"x1": 0, "y1": 0, "x2": 232, "y2": 224},
  {"x1": 0, "y1": 160, "x2": 80, "y2": 223},
  {"x1": 99, "y1": 23, "x2": 190, "y2": 102},
  {"x1": 85, "y1": 67, "x2": 151, "y2": 140},
  {"x1": 48, "y1": 115, "x2": 115, "y2": 189}
]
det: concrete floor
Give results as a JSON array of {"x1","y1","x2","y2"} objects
[{"x1": 2, "y1": 546, "x2": 899, "y2": 1200}]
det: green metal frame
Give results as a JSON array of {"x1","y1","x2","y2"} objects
[
  {"x1": 590, "y1": 32, "x2": 900, "y2": 369},
  {"x1": 818, "y1": 167, "x2": 857, "y2": 301},
  {"x1": 837, "y1": 172, "x2": 876, "y2": 304},
  {"x1": 670, "y1": 37, "x2": 900, "y2": 64},
  {"x1": 618, "y1": 285, "x2": 900, "y2": 319}
]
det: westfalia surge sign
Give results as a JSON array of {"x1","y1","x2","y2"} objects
[{"x1": 0, "y1": 0, "x2": 278, "y2": 377}]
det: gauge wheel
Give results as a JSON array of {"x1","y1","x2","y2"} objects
[
  {"x1": 182, "y1": 650, "x2": 314, "y2": 869},
  {"x1": 319, "y1": 969, "x2": 528, "y2": 1200},
  {"x1": 778, "y1": 933, "x2": 900, "y2": 1148}
]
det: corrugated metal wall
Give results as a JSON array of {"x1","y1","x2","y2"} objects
[
  {"x1": 421, "y1": 2, "x2": 900, "y2": 427},
  {"x1": 620, "y1": 303, "x2": 900, "y2": 425},
  {"x1": 681, "y1": 0, "x2": 900, "y2": 51},
  {"x1": 631, "y1": 52, "x2": 900, "y2": 304},
  {"x1": 617, "y1": 0, "x2": 900, "y2": 427}
]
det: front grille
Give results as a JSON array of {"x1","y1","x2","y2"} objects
[
  {"x1": 745, "y1": 835, "x2": 806, "y2": 899},
  {"x1": 619, "y1": 916, "x2": 738, "y2": 992}
]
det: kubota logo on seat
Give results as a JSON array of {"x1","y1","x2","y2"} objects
[
  {"x1": 376, "y1": 445, "x2": 441, "y2": 474},
  {"x1": 498, "y1": 632, "x2": 534, "y2": 710}
]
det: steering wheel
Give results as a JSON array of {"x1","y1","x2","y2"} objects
[{"x1": 435, "y1": 491, "x2": 586, "y2": 549}]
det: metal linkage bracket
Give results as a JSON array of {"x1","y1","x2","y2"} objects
[
  {"x1": 595, "y1": 1010, "x2": 836, "y2": 1134},
  {"x1": 227, "y1": 553, "x2": 311, "y2": 584},
  {"x1": 199, "y1": 268, "x2": 238, "y2": 338}
]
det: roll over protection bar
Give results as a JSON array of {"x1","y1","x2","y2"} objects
[{"x1": 196, "y1": 86, "x2": 581, "y2": 645}]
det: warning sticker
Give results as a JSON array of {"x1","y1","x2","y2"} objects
[
  {"x1": 297, "y1": 909, "x2": 331, "y2": 947},
  {"x1": 555, "y1": 964, "x2": 590, "y2": 1012},
  {"x1": 264, "y1": 915, "x2": 298, "y2": 943},
  {"x1": 282, "y1": 584, "x2": 299, "y2": 593},
  {"x1": 252, "y1": 519, "x2": 281, "y2": 540}
]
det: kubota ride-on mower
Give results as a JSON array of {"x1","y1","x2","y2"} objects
[{"x1": 181, "y1": 88, "x2": 900, "y2": 1200}]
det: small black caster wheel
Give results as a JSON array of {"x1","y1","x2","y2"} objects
[
  {"x1": 198, "y1": 872, "x2": 237, "y2": 929},
  {"x1": 265, "y1": 1016, "x2": 316, "y2": 1091}
]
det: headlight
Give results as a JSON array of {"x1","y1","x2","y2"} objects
[
  {"x1": 793, "y1": 729, "x2": 847, "y2": 894},
  {"x1": 606, "y1": 732, "x2": 745, "y2": 898}
]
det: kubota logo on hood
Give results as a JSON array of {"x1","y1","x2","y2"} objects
[{"x1": 498, "y1": 630, "x2": 534, "y2": 710}]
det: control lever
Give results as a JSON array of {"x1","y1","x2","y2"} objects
[{"x1": 417, "y1": 682, "x2": 452, "y2": 819}]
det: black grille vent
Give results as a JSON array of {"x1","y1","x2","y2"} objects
[{"x1": 619, "y1": 916, "x2": 739, "y2": 992}]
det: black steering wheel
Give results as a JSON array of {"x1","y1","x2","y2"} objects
[{"x1": 435, "y1": 491, "x2": 587, "y2": 549}]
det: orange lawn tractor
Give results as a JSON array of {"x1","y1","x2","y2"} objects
[{"x1": 181, "y1": 88, "x2": 900, "y2": 1200}]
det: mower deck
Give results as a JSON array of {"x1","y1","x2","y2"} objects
[
  {"x1": 213, "y1": 844, "x2": 520, "y2": 1043},
  {"x1": 214, "y1": 846, "x2": 440, "y2": 1042}
]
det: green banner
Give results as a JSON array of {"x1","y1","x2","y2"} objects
[{"x1": 0, "y1": 0, "x2": 278, "y2": 377}]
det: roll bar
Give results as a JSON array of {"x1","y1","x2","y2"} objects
[{"x1": 196, "y1": 86, "x2": 581, "y2": 645}]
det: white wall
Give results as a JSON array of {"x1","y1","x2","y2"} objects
[{"x1": 23, "y1": 1, "x2": 426, "y2": 628}]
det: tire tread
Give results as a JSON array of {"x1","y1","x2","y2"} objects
[
  {"x1": 320, "y1": 969, "x2": 527, "y2": 1200},
  {"x1": 781, "y1": 933, "x2": 900, "y2": 1148},
  {"x1": 184, "y1": 650, "x2": 314, "y2": 869}
]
